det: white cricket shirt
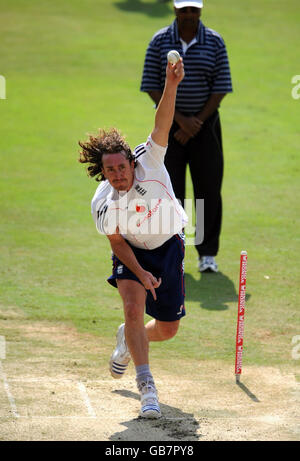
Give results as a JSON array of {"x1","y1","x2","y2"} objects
[{"x1": 91, "y1": 136, "x2": 188, "y2": 250}]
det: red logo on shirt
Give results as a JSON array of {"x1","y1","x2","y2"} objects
[{"x1": 136, "y1": 205, "x2": 146, "y2": 213}]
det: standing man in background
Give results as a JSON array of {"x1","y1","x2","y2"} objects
[{"x1": 141, "y1": 0, "x2": 232, "y2": 272}]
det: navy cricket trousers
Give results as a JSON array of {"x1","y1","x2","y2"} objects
[{"x1": 164, "y1": 111, "x2": 224, "y2": 257}]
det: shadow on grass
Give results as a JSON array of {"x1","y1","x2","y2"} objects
[
  {"x1": 110, "y1": 389, "x2": 200, "y2": 441},
  {"x1": 185, "y1": 271, "x2": 251, "y2": 311},
  {"x1": 113, "y1": 0, "x2": 172, "y2": 18}
]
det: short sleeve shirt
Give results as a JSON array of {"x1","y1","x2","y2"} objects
[
  {"x1": 141, "y1": 20, "x2": 233, "y2": 113},
  {"x1": 91, "y1": 136, "x2": 188, "y2": 250}
]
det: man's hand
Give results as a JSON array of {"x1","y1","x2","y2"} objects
[
  {"x1": 174, "y1": 128, "x2": 191, "y2": 145},
  {"x1": 151, "y1": 58, "x2": 185, "y2": 147},
  {"x1": 176, "y1": 114, "x2": 203, "y2": 138},
  {"x1": 138, "y1": 270, "x2": 162, "y2": 301}
]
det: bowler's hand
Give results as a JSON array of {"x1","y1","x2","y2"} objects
[
  {"x1": 139, "y1": 271, "x2": 162, "y2": 301},
  {"x1": 166, "y1": 58, "x2": 185, "y2": 86}
]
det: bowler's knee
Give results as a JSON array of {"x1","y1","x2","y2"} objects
[
  {"x1": 124, "y1": 302, "x2": 144, "y2": 324},
  {"x1": 158, "y1": 320, "x2": 180, "y2": 340}
]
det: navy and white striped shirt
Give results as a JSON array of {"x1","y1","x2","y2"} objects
[{"x1": 141, "y1": 20, "x2": 232, "y2": 114}]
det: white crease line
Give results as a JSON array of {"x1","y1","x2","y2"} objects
[
  {"x1": 7, "y1": 415, "x2": 300, "y2": 421},
  {"x1": 7, "y1": 377, "x2": 123, "y2": 384},
  {"x1": 77, "y1": 381, "x2": 96, "y2": 418},
  {"x1": 10, "y1": 415, "x2": 199, "y2": 421},
  {"x1": 0, "y1": 361, "x2": 20, "y2": 418}
]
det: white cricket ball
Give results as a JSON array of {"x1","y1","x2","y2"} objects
[{"x1": 167, "y1": 50, "x2": 180, "y2": 65}]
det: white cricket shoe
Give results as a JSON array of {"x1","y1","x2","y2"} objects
[
  {"x1": 198, "y1": 256, "x2": 218, "y2": 273},
  {"x1": 109, "y1": 323, "x2": 131, "y2": 379},
  {"x1": 138, "y1": 379, "x2": 161, "y2": 419}
]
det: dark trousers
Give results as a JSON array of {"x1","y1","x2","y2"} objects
[{"x1": 164, "y1": 111, "x2": 224, "y2": 257}]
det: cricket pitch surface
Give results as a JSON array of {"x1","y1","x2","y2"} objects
[{"x1": 0, "y1": 307, "x2": 299, "y2": 441}]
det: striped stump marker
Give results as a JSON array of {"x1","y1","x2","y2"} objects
[{"x1": 235, "y1": 251, "x2": 248, "y2": 383}]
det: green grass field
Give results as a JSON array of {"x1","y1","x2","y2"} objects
[{"x1": 1, "y1": 0, "x2": 300, "y2": 377}]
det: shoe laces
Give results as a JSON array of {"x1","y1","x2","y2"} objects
[{"x1": 138, "y1": 379, "x2": 158, "y2": 402}]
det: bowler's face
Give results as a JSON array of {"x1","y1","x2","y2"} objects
[{"x1": 102, "y1": 152, "x2": 135, "y2": 192}]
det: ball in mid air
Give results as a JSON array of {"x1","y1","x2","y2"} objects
[{"x1": 167, "y1": 50, "x2": 180, "y2": 65}]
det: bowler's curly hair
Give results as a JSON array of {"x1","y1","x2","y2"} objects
[{"x1": 78, "y1": 128, "x2": 135, "y2": 182}]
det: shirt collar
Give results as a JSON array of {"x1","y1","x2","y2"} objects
[{"x1": 171, "y1": 19, "x2": 205, "y2": 45}]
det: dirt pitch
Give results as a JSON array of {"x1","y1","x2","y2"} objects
[{"x1": 0, "y1": 306, "x2": 299, "y2": 441}]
